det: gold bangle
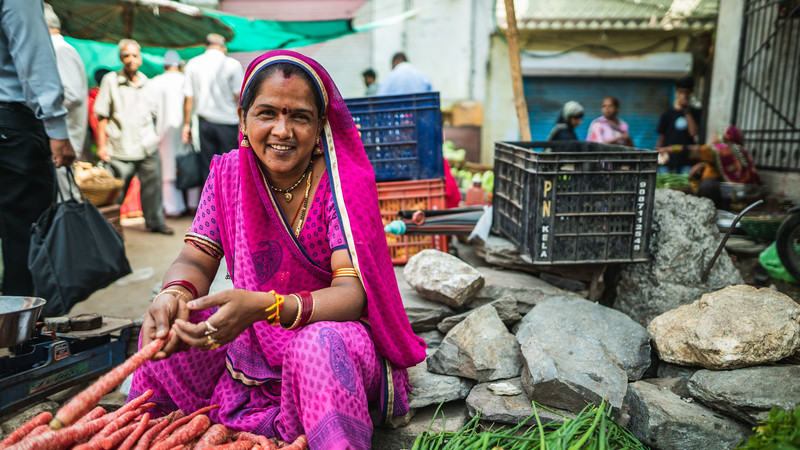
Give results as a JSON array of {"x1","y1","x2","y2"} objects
[
  {"x1": 283, "y1": 294, "x2": 303, "y2": 330},
  {"x1": 309, "y1": 292, "x2": 316, "y2": 323},
  {"x1": 332, "y1": 268, "x2": 359, "y2": 279},
  {"x1": 155, "y1": 288, "x2": 190, "y2": 303}
]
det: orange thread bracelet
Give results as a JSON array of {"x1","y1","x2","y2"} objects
[{"x1": 265, "y1": 290, "x2": 284, "y2": 326}]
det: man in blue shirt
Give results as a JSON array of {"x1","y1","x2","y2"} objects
[
  {"x1": 376, "y1": 52, "x2": 432, "y2": 95},
  {"x1": 0, "y1": 0, "x2": 75, "y2": 295}
]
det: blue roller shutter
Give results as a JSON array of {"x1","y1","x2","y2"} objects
[{"x1": 523, "y1": 77, "x2": 673, "y2": 150}]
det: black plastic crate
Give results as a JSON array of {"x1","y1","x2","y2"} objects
[
  {"x1": 492, "y1": 141, "x2": 657, "y2": 265},
  {"x1": 345, "y1": 92, "x2": 443, "y2": 181}
]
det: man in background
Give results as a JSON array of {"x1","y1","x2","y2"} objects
[
  {"x1": 362, "y1": 68, "x2": 378, "y2": 96},
  {"x1": 181, "y1": 33, "x2": 243, "y2": 179},
  {"x1": 0, "y1": 0, "x2": 75, "y2": 295},
  {"x1": 655, "y1": 76, "x2": 702, "y2": 174},
  {"x1": 376, "y1": 52, "x2": 432, "y2": 95},
  {"x1": 45, "y1": 3, "x2": 87, "y2": 200},
  {"x1": 94, "y1": 39, "x2": 173, "y2": 235},
  {"x1": 148, "y1": 50, "x2": 198, "y2": 218}
]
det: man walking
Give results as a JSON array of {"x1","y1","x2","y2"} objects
[
  {"x1": 376, "y1": 52, "x2": 432, "y2": 95},
  {"x1": 0, "y1": 0, "x2": 75, "y2": 295},
  {"x1": 181, "y1": 33, "x2": 243, "y2": 179},
  {"x1": 94, "y1": 39, "x2": 173, "y2": 235}
]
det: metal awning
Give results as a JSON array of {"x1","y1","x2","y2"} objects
[{"x1": 497, "y1": 0, "x2": 718, "y2": 31}]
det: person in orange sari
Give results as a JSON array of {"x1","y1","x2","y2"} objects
[{"x1": 686, "y1": 124, "x2": 760, "y2": 208}]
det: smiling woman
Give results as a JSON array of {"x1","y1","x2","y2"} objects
[{"x1": 126, "y1": 50, "x2": 426, "y2": 450}]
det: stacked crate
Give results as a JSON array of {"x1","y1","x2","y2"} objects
[{"x1": 345, "y1": 92, "x2": 446, "y2": 264}]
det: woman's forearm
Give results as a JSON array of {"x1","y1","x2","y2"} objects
[{"x1": 161, "y1": 244, "x2": 221, "y2": 300}]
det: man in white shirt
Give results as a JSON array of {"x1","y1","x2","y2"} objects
[
  {"x1": 148, "y1": 50, "x2": 198, "y2": 218},
  {"x1": 376, "y1": 52, "x2": 432, "y2": 96},
  {"x1": 181, "y1": 33, "x2": 243, "y2": 179},
  {"x1": 44, "y1": 4, "x2": 86, "y2": 200}
]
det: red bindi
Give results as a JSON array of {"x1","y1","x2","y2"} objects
[{"x1": 281, "y1": 107, "x2": 288, "y2": 114}]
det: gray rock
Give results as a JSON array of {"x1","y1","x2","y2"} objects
[
  {"x1": 404, "y1": 249, "x2": 485, "y2": 308},
  {"x1": 657, "y1": 362, "x2": 699, "y2": 380},
  {"x1": 469, "y1": 266, "x2": 571, "y2": 314},
  {"x1": 517, "y1": 295, "x2": 651, "y2": 381},
  {"x1": 642, "y1": 377, "x2": 693, "y2": 399},
  {"x1": 518, "y1": 327, "x2": 628, "y2": 415},
  {"x1": 407, "y1": 359, "x2": 474, "y2": 409},
  {"x1": 427, "y1": 305, "x2": 522, "y2": 382},
  {"x1": 613, "y1": 189, "x2": 744, "y2": 326},
  {"x1": 688, "y1": 365, "x2": 800, "y2": 424},
  {"x1": 416, "y1": 330, "x2": 445, "y2": 349},
  {"x1": 438, "y1": 295, "x2": 521, "y2": 334},
  {"x1": 0, "y1": 401, "x2": 58, "y2": 440},
  {"x1": 648, "y1": 285, "x2": 800, "y2": 369},
  {"x1": 625, "y1": 380, "x2": 750, "y2": 450},
  {"x1": 466, "y1": 377, "x2": 574, "y2": 425},
  {"x1": 397, "y1": 268, "x2": 456, "y2": 332},
  {"x1": 372, "y1": 402, "x2": 470, "y2": 450},
  {"x1": 473, "y1": 235, "x2": 539, "y2": 274}
]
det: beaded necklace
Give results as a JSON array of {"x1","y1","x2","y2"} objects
[{"x1": 267, "y1": 158, "x2": 313, "y2": 203}]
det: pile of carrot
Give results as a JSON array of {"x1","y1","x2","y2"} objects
[{"x1": 0, "y1": 334, "x2": 307, "y2": 450}]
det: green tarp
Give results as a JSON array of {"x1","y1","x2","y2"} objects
[{"x1": 67, "y1": 10, "x2": 355, "y2": 83}]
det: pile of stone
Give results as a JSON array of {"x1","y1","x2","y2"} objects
[{"x1": 386, "y1": 248, "x2": 800, "y2": 450}]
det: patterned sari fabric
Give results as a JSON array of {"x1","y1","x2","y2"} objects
[{"x1": 129, "y1": 50, "x2": 426, "y2": 449}]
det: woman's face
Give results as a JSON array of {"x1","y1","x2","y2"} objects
[
  {"x1": 240, "y1": 71, "x2": 324, "y2": 179},
  {"x1": 601, "y1": 99, "x2": 618, "y2": 120}
]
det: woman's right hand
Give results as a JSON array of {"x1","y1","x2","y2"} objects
[{"x1": 141, "y1": 291, "x2": 191, "y2": 360}]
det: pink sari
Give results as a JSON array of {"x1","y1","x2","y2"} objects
[{"x1": 129, "y1": 50, "x2": 426, "y2": 449}]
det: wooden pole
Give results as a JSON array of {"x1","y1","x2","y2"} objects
[{"x1": 504, "y1": 0, "x2": 531, "y2": 141}]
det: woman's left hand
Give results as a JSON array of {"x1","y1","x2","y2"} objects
[{"x1": 171, "y1": 289, "x2": 269, "y2": 350}]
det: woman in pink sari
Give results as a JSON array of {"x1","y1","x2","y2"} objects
[{"x1": 129, "y1": 50, "x2": 426, "y2": 449}]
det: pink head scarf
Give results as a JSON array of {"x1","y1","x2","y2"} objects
[{"x1": 235, "y1": 50, "x2": 426, "y2": 369}]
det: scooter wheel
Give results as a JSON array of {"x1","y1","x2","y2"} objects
[{"x1": 776, "y1": 212, "x2": 800, "y2": 282}]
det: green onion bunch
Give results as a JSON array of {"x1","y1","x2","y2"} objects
[{"x1": 411, "y1": 400, "x2": 647, "y2": 450}]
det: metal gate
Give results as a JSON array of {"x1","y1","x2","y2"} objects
[{"x1": 733, "y1": 0, "x2": 800, "y2": 171}]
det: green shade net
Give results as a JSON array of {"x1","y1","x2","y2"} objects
[{"x1": 68, "y1": 10, "x2": 354, "y2": 83}]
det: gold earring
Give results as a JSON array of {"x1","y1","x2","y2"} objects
[
  {"x1": 240, "y1": 135, "x2": 250, "y2": 148},
  {"x1": 314, "y1": 136, "x2": 323, "y2": 155}
]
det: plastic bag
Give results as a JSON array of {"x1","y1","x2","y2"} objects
[{"x1": 758, "y1": 242, "x2": 799, "y2": 284}]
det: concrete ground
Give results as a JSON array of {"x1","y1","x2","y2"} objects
[{"x1": 70, "y1": 215, "x2": 197, "y2": 320}]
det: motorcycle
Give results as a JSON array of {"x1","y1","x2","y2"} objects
[{"x1": 776, "y1": 206, "x2": 800, "y2": 282}]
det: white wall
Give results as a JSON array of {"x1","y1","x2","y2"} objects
[
  {"x1": 706, "y1": 0, "x2": 744, "y2": 143},
  {"x1": 292, "y1": 0, "x2": 492, "y2": 106}
]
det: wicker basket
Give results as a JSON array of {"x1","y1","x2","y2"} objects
[
  {"x1": 739, "y1": 214, "x2": 787, "y2": 242},
  {"x1": 74, "y1": 162, "x2": 124, "y2": 207}
]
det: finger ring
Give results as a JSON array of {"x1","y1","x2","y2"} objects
[
  {"x1": 203, "y1": 320, "x2": 218, "y2": 336},
  {"x1": 206, "y1": 334, "x2": 220, "y2": 350}
]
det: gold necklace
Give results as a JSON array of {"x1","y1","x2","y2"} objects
[
  {"x1": 292, "y1": 166, "x2": 314, "y2": 237},
  {"x1": 268, "y1": 159, "x2": 313, "y2": 203}
]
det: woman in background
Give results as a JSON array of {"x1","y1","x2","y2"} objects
[
  {"x1": 586, "y1": 96, "x2": 634, "y2": 146},
  {"x1": 548, "y1": 101, "x2": 584, "y2": 141}
]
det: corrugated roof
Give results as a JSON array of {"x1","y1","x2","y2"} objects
[{"x1": 497, "y1": 0, "x2": 718, "y2": 31}]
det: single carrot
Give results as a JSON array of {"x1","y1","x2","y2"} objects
[
  {"x1": 117, "y1": 413, "x2": 150, "y2": 450},
  {"x1": 261, "y1": 439, "x2": 279, "y2": 450},
  {"x1": 280, "y1": 435, "x2": 307, "y2": 450},
  {"x1": 6, "y1": 412, "x2": 110, "y2": 450},
  {"x1": 152, "y1": 406, "x2": 218, "y2": 444},
  {"x1": 194, "y1": 424, "x2": 229, "y2": 449},
  {"x1": 231, "y1": 431, "x2": 271, "y2": 448},
  {"x1": 18, "y1": 425, "x2": 49, "y2": 442},
  {"x1": 94, "y1": 410, "x2": 139, "y2": 439},
  {"x1": 49, "y1": 338, "x2": 167, "y2": 430},
  {"x1": 132, "y1": 412, "x2": 182, "y2": 450},
  {"x1": 167, "y1": 446, "x2": 184, "y2": 450},
  {"x1": 150, "y1": 415, "x2": 211, "y2": 450},
  {"x1": 0, "y1": 411, "x2": 52, "y2": 447},
  {"x1": 74, "y1": 407, "x2": 106, "y2": 425}
]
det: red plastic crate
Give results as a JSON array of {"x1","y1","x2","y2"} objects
[{"x1": 377, "y1": 179, "x2": 448, "y2": 264}]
